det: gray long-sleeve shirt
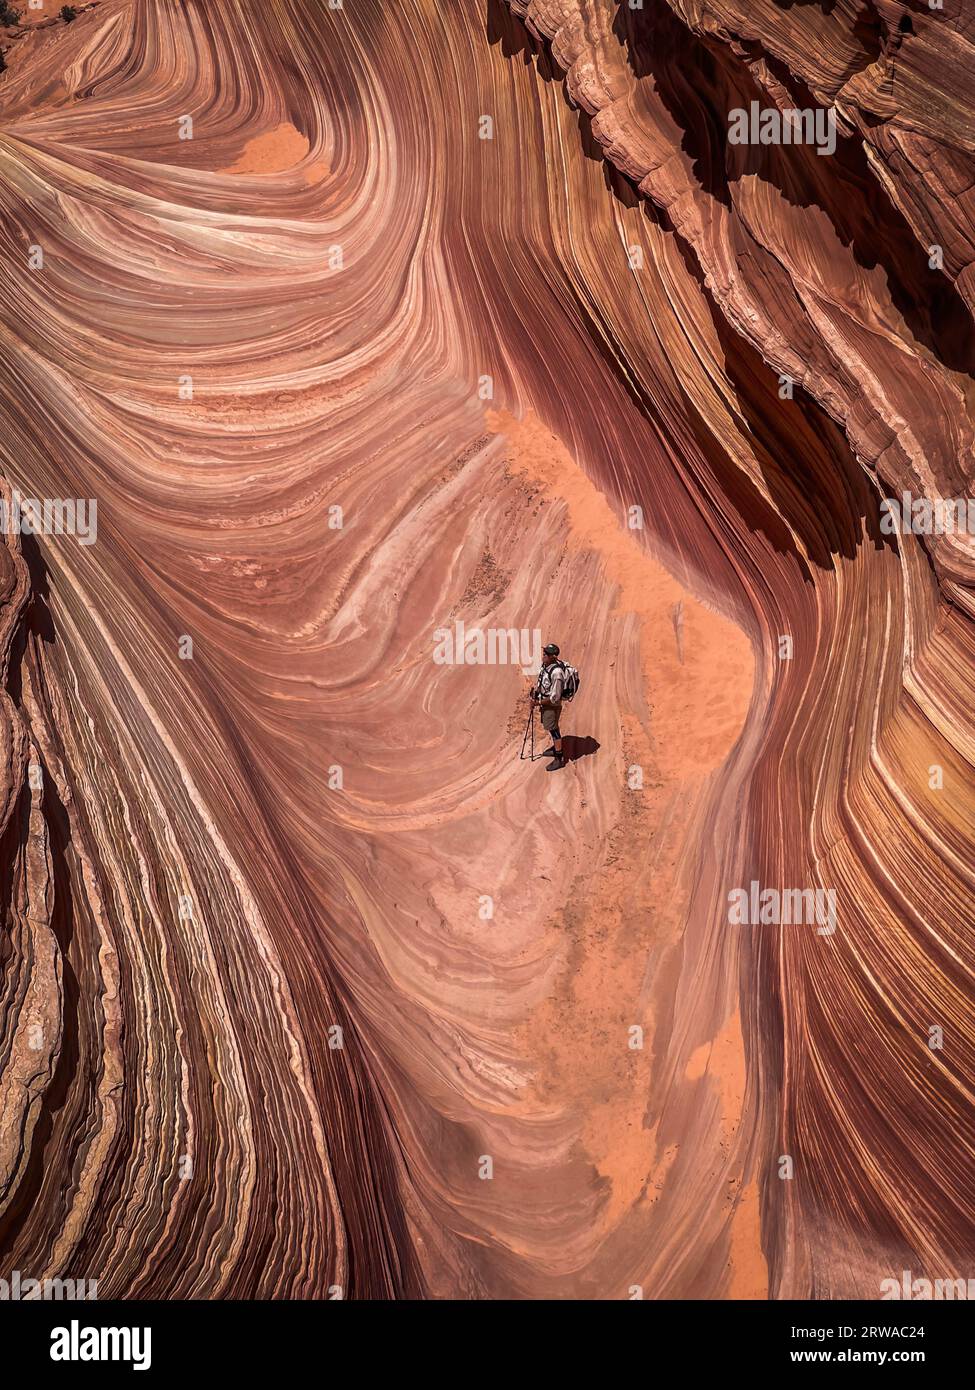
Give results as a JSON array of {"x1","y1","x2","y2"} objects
[{"x1": 537, "y1": 664, "x2": 564, "y2": 704}]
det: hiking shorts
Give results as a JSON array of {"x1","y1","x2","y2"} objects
[{"x1": 540, "y1": 704, "x2": 562, "y2": 736}]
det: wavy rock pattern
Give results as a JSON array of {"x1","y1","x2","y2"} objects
[{"x1": 0, "y1": 0, "x2": 971, "y2": 1300}]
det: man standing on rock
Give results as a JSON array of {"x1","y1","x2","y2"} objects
[{"x1": 532, "y1": 643, "x2": 567, "y2": 772}]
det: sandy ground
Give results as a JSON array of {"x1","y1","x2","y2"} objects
[{"x1": 467, "y1": 409, "x2": 763, "y2": 1293}]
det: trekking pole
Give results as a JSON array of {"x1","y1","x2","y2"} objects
[{"x1": 519, "y1": 700, "x2": 535, "y2": 760}]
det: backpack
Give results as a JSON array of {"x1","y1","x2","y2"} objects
[{"x1": 555, "y1": 659, "x2": 580, "y2": 701}]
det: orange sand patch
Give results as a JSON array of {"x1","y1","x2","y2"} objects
[
  {"x1": 685, "y1": 1006, "x2": 747, "y2": 1120},
  {"x1": 686, "y1": 1009, "x2": 768, "y2": 1297},
  {"x1": 226, "y1": 123, "x2": 310, "y2": 175},
  {"x1": 729, "y1": 1178, "x2": 767, "y2": 1299},
  {"x1": 486, "y1": 409, "x2": 753, "y2": 777},
  {"x1": 302, "y1": 160, "x2": 331, "y2": 185}
]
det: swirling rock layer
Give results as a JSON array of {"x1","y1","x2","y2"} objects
[{"x1": 0, "y1": 0, "x2": 971, "y2": 1299}]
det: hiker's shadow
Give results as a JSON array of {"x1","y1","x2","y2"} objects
[{"x1": 561, "y1": 735, "x2": 600, "y2": 763}]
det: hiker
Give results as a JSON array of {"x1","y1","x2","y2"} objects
[{"x1": 531, "y1": 643, "x2": 568, "y2": 772}]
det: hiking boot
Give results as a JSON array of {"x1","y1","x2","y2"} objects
[
  {"x1": 540, "y1": 746, "x2": 556, "y2": 759},
  {"x1": 545, "y1": 754, "x2": 566, "y2": 772}
]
